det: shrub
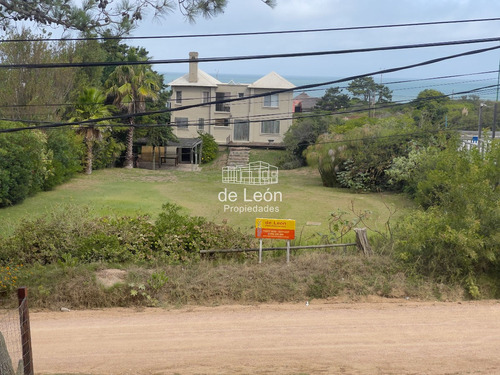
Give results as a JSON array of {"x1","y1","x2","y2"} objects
[
  {"x1": 198, "y1": 131, "x2": 218, "y2": 163},
  {"x1": 282, "y1": 115, "x2": 331, "y2": 168},
  {"x1": 43, "y1": 129, "x2": 84, "y2": 190},
  {"x1": 153, "y1": 203, "x2": 255, "y2": 263},
  {"x1": 0, "y1": 264, "x2": 23, "y2": 295},
  {"x1": 0, "y1": 203, "x2": 256, "y2": 266},
  {"x1": 92, "y1": 133, "x2": 125, "y2": 170},
  {"x1": 392, "y1": 140, "x2": 500, "y2": 298},
  {"x1": 306, "y1": 116, "x2": 418, "y2": 191},
  {"x1": 0, "y1": 122, "x2": 52, "y2": 206}
]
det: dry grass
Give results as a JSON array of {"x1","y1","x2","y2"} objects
[{"x1": 12, "y1": 252, "x2": 464, "y2": 310}]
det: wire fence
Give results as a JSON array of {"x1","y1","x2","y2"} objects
[
  {"x1": 0, "y1": 288, "x2": 34, "y2": 375},
  {"x1": 0, "y1": 297, "x2": 23, "y2": 375}
]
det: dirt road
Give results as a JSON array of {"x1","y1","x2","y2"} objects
[{"x1": 30, "y1": 299, "x2": 500, "y2": 375}]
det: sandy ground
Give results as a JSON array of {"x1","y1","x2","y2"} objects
[{"x1": 29, "y1": 299, "x2": 500, "y2": 375}]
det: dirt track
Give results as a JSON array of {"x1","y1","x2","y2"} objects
[{"x1": 30, "y1": 300, "x2": 500, "y2": 375}]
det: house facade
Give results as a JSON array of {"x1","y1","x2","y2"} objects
[{"x1": 168, "y1": 52, "x2": 295, "y2": 145}]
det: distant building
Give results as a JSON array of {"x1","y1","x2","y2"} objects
[
  {"x1": 293, "y1": 92, "x2": 320, "y2": 112},
  {"x1": 168, "y1": 52, "x2": 296, "y2": 145}
]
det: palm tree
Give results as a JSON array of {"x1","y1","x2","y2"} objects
[
  {"x1": 70, "y1": 88, "x2": 112, "y2": 174},
  {"x1": 106, "y1": 64, "x2": 160, "y2": 168}
]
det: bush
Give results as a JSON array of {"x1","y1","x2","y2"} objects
[
  {"x1": 0, "y1": 122, "x2": 52, "y2": 206},
  {"x1": 0, "y1": 203, "x2": 256, "y2": 266},
  {"x1": 282, "y1": 115, "x2": 331, "y2": 168},
  {"x1": 306, "y1": 116, "x2": 418, "y2": 191},
  {"x1": 392, "y1": 139, "x2": 500, "y2": 298},
  {"x1": 92, "y1": 133, "x2": 125, "y2": 170},
  {"x1": 153, "y1": 203, "x2": 255, "y2": 263},
  {"x1": 198, "y1": 131, "x2": 218, "y2": 164}
]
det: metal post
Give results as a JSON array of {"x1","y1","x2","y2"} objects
[
  {"x1": 259, "y1": 239, "x2": 262, "y2": 264},
  {"x1": 286, "y1": 240, "x2": 290, "y2": 264},
  {"x1": 478, "y1": 103, "x2": 484, "y2": 148},
  {"x1": 17, "y1": 287, "x2": 34, "y2": 375},
  {"x1": 493, "y1": 103, "x2": 497, "y2": 139}
]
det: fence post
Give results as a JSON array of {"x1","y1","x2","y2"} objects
[
  {"x1": 354, "y1": 228, "x2": 373, "y2": 257},
  {"x1": 17, "y1": 287, "x2": 34, "y2": 375}
]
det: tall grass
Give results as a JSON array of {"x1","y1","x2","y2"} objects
[{"x1": 1, "y1": 253, "x2": 464, "y2": 309}]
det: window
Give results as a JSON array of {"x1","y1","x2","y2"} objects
[
  {"x1": 176, "y1": 117, "x2": 188, "y2": 129},
  {"x1": 202, "y1": 91, "x2": 210, "y2": 103},
  {"x1": 175, "y1": 91, "x2": 182, "y2": 104},
  {"x1": 198, "y1": 118, "x2": 204, "y2": 131},
  {"x1": 263, "y1": 93, "x2": 279, "y2": 108},
  {"x1": 261, "y1": 120, "x2": 280, "y2": 134},
  {"x1": 238, "y1": 93, "x2": 245, "y2": 98},
  {"x1": 215, "y1": 92, "x2": 230, "y2": 112},
  {"x1": 215, "y1": 118, "x2": 230, "y2": 127}
]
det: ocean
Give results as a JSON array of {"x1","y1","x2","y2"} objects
[{"x1": 161, "y1": 71, "x2": 500, "y2": 102}]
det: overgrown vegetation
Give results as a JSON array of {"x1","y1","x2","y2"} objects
[
  {"x1": 392, "y1": 139, "x2": 500, "y2": 298},
  {"x1": 0, "y1": 203, "x2": 255, "y2": 267},
  {"x1": 0, "y1": 253, "x2": 464, "y2": 310},
  {"x1": 301, "y1": 105, "x2": 499, "y2": 298},
  {"x1": 306, "y1": 115, "x2": 422, "y2": 191}
]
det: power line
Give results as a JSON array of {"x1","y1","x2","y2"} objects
[
  {"x1": 2, "y1": 17, "x2": 500, "y2": 43},
  {"x1": 1, "y1": 80, "x2": 496, "y2": 134},
  {"x1": 1, "y1": 49, "x2": 498, "y2": 132},
  {"x1": 0, "y1": 69, "x2": 496, "y2": 111},
  {"x1": 2, "y1": 36, "x2": 500, "y2": 69},
  {"x1": 1, "y1": 44, "x2": 499, "y2": 133}
]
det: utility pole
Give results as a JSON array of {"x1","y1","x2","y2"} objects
[
  {"x1": 478, "y1": 103, "x2": 486, "y2": 148},
  {"x1": 493, "y1": 103, "x2": 497, "y2": 139}
]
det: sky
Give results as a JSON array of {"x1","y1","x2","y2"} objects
[{"x1": 123, "y1": 0, "x2": 500, "y2": 86}]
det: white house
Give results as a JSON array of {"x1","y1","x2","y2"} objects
[{"x1": 168, "y1": 52, "x2": 295, "y2": 145}]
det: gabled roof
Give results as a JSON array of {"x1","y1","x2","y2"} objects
[
  {"x1": 294, "y1": 92, "x2": 312, "y2": 100},
  {"x1": 294, "y1": 92, "x2": 320, "y2": 110},
  {"x1": 168, "y1": 69, "x2": 221, "y2": 87},
  {"x1": 249, "y1": 71, "x2": 295, "y2": 89}
]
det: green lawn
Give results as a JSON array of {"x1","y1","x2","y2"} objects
[{"x1": 0, "y1": 164, "x2": 413, "y2": 240}]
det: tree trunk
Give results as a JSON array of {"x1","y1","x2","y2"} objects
[
  {"x1": 124, "y1": 124, "x2": 134, "y2": 169},
  {"x1": 85, "y1": 139, "x2": 93, "y2": 175}
]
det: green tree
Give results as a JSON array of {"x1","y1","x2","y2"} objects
[
  {"x1": 411, "y1": 89, "x2": 450, "y2": 128},
  {"x1": 283, "y1": 115, "x2": 331, "y2": 168},
  {"x1": 314, "y1": 87, "x2": 350, "y2": 112},
  {"x1": 70, "y1": 88, "x2": 113, "y2": 174},
  {"x1": 347, "y1": 77, "x2": 392, "y2": 104},
  {"x1": 106, "y1": 61, "x2": 161, "y2": 168},
  {"x1": 0, "y1": 0, "x2": 275, "y2": 35},
  {"x1": 0, "y1": 29, "x2": 79, "y2": 122}
]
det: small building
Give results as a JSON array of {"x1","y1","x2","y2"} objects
[
  {"x1": 168, "y1": 52, "x2": 295, "y2": 146},
  {"x1": 136, "y1": 137, "x2": 202, "y2": 170},
  {"x1": 293, "y1": 92, "x2": 320, "y2": 113}
]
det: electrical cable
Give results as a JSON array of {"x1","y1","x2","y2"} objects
[
  {"x1": 1, "y1": 81, "x2": 496, "y2": 134},
  {"x1": 2, "y1": 17, "x2": 500, "y2": 43},
  {"x1": 1, "y1": 36, "x2": 500, "y2": 69},
  {"x1": 1, "y1": 44, "x2": 499, "y2": 133},
  {"x1": 1, "y1": 69, "x2": 496, "y2": 110}
]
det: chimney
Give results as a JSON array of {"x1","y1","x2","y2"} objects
[{"x1": 188, "y1": 51, "x2": 198, "y2": 83}]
